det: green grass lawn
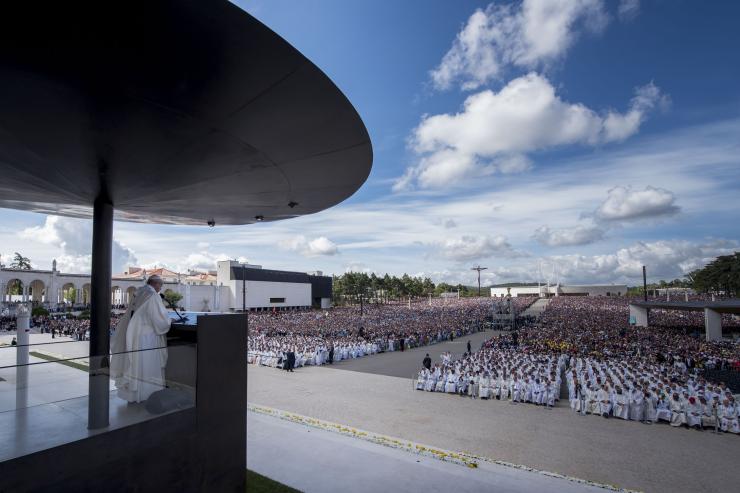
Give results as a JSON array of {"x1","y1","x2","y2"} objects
[
  {"x1": 247, "y1": 470, "x2": 301, "y2": 493},
  {"x1": 29, "y1": 351, "x2": 89, "y2": 372}
]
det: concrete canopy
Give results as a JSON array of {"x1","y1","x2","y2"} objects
[
  {"x1": 0, "y1": 1, "x2": 372, "y2": 225},
  {"x1": 630, "y1": 300, "x2": 740, "y2": 315}
]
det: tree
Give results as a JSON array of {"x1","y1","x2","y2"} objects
[
  {"x1": 10, "y1": 252, "x2": 31, "y2": 270},
  {"x1": 688, "y1": 252, "x2": 740, "y2": 296},
  {"x1": 7, "y1": 279, "x2": 23, "y2": 295},
  {"x1": 163, "y1": 289, "x2": 184, "y2": 308},
  {"x1": 64, "y1": 287, "x2": 77, "y2": 304}
]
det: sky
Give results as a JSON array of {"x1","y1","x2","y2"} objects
[{"x1": 1, "y1": 0, "x2": 739, "y2": 287}]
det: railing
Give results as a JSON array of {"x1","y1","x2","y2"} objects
[{"x1": 0, "y1": 337, "x2": 196, "y2": 463}]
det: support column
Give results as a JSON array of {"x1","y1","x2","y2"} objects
[
  {"x1": 704, "y1": 308, "x2": 722, "y2": 341},
  {"x1": 88, "y1": 192, "x2": 113, "y2": 429},
  {"x1": 629, "y1": 304, "x2": 649, "y2": 327},
  {"x1": 16, "y1": 304, "x2": 30, "y2": 410}
]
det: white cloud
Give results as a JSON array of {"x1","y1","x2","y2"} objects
[
  {"x1": 279, "y1": 235, "x2": 339, "y2": 257},
  {"x1": 547, "y1": 239, "x2": 738, "y2": 283},
  {"x1": 618, "y1": 0, "x2": 640, "y2": 21},
  {"x1": 595, "y1": 185, "x2": 680, "y2": 221},
  {"x1": 19, "y1": 216, "x2": 137, "y2": 273},
  {"x1": 398, "y1": 74, "x2": 665, "y2": 190},
  {"x1": 533, "y1": 224, "x2": 605, "y2": 246},
  {"x1": 431, "y1": 0, "x2": 608, "y2": 91},
  {"x1": 438, "y1": 235, "x2": 527, "y2": 262}
]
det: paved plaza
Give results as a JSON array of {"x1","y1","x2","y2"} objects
[
  {"x1": 248, "y1": 355, "x2": 740, "y2": 493},
  {"x1": 330, "y1": 328, "x2": 501, "y2": 378},
  {"x1": 248, "y1": 409, "x2": 609, "y2": 493}
]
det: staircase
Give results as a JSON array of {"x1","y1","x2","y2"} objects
[{"x1": 520, "y1": 297, "x2": 550, "y2": 318}]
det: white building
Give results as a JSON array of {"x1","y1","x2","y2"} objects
[
  {"x1": 217, "y1": 260, "x2": 332, "y2": 311},
  {"x1": 1, "y1": 260, "x2": 332, "y2": 312},
  {"x1": 491, "y1": 284, "x2": 628, "y2": 298}
]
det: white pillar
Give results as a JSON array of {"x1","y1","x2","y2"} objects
[
  {"x1": 16, "y1": 304, "x2": 31, "y2": 409},
  {"x1": 704, "y1": 308, "x2": 722, "y2": 341},
  {"x1": 629, "y1": 304, "x2": 649, "y2": 327}
]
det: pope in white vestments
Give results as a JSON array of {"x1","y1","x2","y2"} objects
[{"x1": 110, "y1": 275, "x2": 172, "y2": 403}]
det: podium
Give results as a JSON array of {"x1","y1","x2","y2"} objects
[{"x1": 1, "y1": 313, "x2": 247, "y2": 492}]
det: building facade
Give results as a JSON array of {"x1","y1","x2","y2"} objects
[
  {"x1": 491, "y1": 284, "x2": 628, "y2": 298},
  {"x1": 1, "y1": 260, "x2": 332, "y2": 312}
]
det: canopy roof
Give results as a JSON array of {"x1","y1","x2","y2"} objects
[
  {"x1": 0, "y1": 1, "x2": 372, "y2": 225},
  {"x1": 630, "y1": 300, "x2": 740, "y2": 314}
]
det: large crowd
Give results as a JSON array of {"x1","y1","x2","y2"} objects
[
  {"x1": 1, "y1": 314, "x2": 122, "y2": 341},
  {"x1": 416, "y1": 296, "x2": 740, "y2": 434},
  {"x1": 247, "y1": 298, "x2": 534, "y2": 369}
]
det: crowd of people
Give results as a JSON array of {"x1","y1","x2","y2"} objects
[
  {"x1": 247, "y1": 298, "x2": 507, "y2": 370},
  {"x1": 416, "y1": 346, "x2": 565, "y2": 406},
  {"x1": 416, "y1": 296, "x2": 740, "y2": 434},
  {"x1": 0, "y1": 313, "x2": 122, "y2": 341}
]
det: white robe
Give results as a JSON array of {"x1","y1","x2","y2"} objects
[
  {"x1": 111, "y1": 285, "x2": 171, "y2": 403},
  {"x1": 686, "y1": 402, "x2": 703, "y2": 427},
  {"x1": 614, "y1": 393, "x2": 629, "y2": 419}
]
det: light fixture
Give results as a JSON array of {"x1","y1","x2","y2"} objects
[
  {"x1": 288, "y1": 201, "x2": 298, "y2": 208},
  {"x1": 254, "y1": 215, "x2": 264, "y2": 221}
]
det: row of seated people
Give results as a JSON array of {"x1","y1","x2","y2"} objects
[
  {"x1": 248, "y1": 336, "x2": 383, "y2": 368},
  {"x1": 567, "y1": 356, "x2": 739, "y2": 433},
  {"x1": 415, "y1": 349, "x2": 565, "y2": 406}
]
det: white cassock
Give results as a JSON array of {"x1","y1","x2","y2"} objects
[
  {"x1": 479, "y1": 376, "x2": 490, "y2": 399},
  {"x1": 669, "y1": 399, "x2": 686, "y2": 427},
  {"x1": 614, "y1": 393, "x2": 629, "y2": 419},
  {"x1": 110, "y1": 285, "x2": 171, "y2": 403},
  {"x1": 686, "y1": 401, "x2": 703, "y2": 427},
  {"x1": 445, "y1": 373, "x2": 457, "y2": 393},
  {"x1": 629, "y1": 391, "x2": 644, "y2": 421},
  {"x1": 597, "y1": 389, "x2": 611, "y2": 415}
]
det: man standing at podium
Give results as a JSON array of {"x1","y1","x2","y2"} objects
[{"x1": 110, "y1": 275, "x2": 172, "y2": 403}]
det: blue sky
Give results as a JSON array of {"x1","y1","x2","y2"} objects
[{"x1": 1, "y1": 0, "x2": 739, "y2": 286}]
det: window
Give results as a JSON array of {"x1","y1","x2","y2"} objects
[{"x1": 269, "y1": 297, "x2": 285, "y2": 303}]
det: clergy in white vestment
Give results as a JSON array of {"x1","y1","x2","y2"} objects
[
  {"x1": 669, "y1": 393, "x2": 686, "y2": 427},
  {"x1": 110, "y1": 275, "x2": 172, "y2": 403},
  {"x1": 685, "y1": 396, "x2": 703, "y2": 429},
  {"x1": 596, "y1": 387, "x2": 611, "y2": 417},
  {"x1": 613, "y1": 388, "x2": 629, "y2": 419}
]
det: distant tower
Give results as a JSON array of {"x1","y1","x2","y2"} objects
[{"x1": 52, "y1": 259, "x2": 57, "y2": 272}]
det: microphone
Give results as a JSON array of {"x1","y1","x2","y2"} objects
[{"x1": 161, "y1": 293, "x2": 187, "y2": 323}]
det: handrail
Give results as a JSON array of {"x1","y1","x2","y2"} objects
[{"x1": 0, "y1": 344, "x2": 175, "y2": 370}]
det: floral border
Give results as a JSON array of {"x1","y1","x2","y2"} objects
[{"x1": 248, "y1": 404, "x2": 642, "y2": 493}]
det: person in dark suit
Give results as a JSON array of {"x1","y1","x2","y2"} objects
[
  {"x1": 423, "y1": 354, "x2": 431, "y2": 370},
  {"x1": 467, "y1": 340, "x2": 471, "y2": 354},
  {"x1": 328, "y1": 345, "x2": 334, "y2": 365},
  {"x1": 286, "y1": 350, "x2": 295, "y2": 372}
]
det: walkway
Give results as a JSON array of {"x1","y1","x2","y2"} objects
[
  {"x1": 521, "y1": 297, "x2": 550, "y2": 318},
  {"x1": 328, "y1": 329, "x2": 500, "y2": 378},
  {"x1": 247, "y1": 409, "x2": 609, "y2": 493}
]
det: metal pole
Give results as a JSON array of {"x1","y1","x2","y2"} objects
[
  {"x1": 88, "y1": 191, "x2": 113, "y2": 429},
  {"x1": 242, "y1": 264, "x2": 246, "y2": 312},
  {"x1": 642, "y1": 265, "x2": 648, "y2": 302}
]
